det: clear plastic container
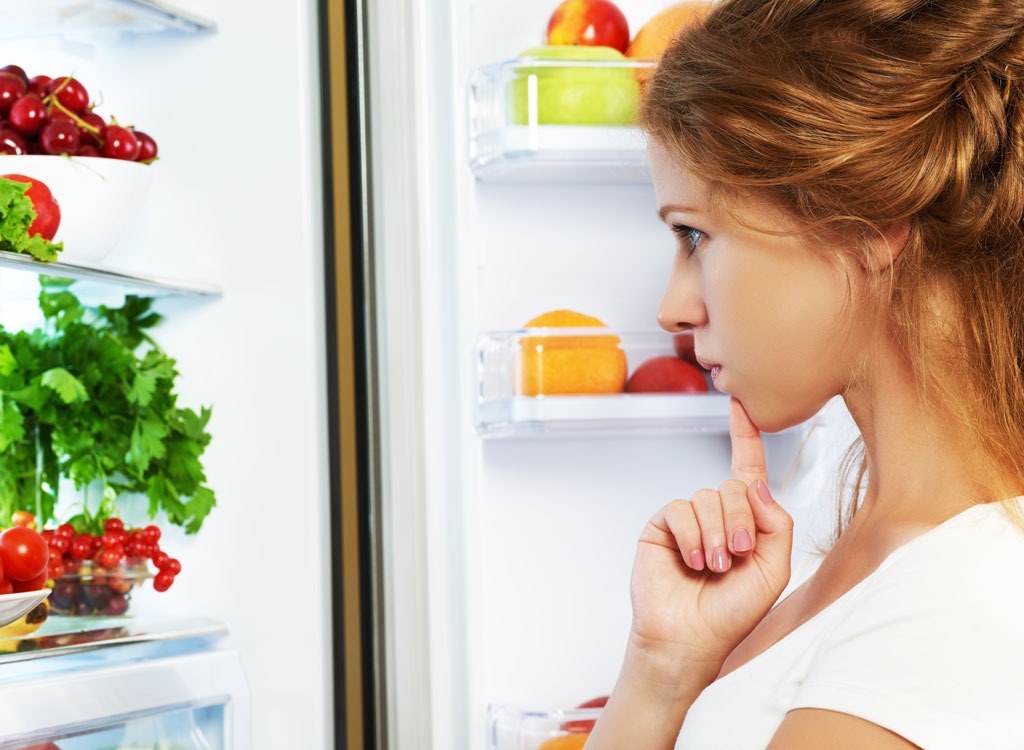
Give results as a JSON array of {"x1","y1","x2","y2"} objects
[
  {"x1": 489, "y1": 704, "x2": 604, "y2": 750},
  {"x1": 48, "y1": 559, "x2": 151, "y2": 617},
  {"x1": 467, "y1": 55, "x2": 655, "y2": 183},
  {"x1": 475, "y1": 327, "x2": 729, "y2": 437}
]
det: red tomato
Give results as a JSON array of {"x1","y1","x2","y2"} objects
[
  {"x1": 0, "y1": 578, "x2": 12, "y2": 595},
  {"x1": 11, "y1": 567, "x2": 48, "y2": 592},
  {"x1": 0, "y1": 526, "x2": 49, "y2": 581},
  {"x1": 1, "y1": 173, "x2": 60, "y2": 240},
  {"x1": 560, "y1": 695, "x2": 609, "y2": 734}
]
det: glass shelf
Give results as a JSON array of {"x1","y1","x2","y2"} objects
[
  {"x1": 476, "y1": 327, "x2": 730, "y2": 437},
  {"x1": 0, "y1": 250, "x2": 221, "y2": 298},
  {"x1": 0, "y1": 0, "x2": 216, "y2": 40},
  {"x1": 468, "y1": 56, "x2": 654, "y2": 184},
  {"x1": 0, "y1": 615, "x2": 226, "y2": 665}
]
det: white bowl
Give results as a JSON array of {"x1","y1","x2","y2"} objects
[
  {"x1": 0, "y1": 588, "x2": 50, "y2": 628},
  {"x1": 0, "y1": 155, "x2": 155, "y2": 263}
]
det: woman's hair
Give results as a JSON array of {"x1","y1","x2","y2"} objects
[{"x1": 640, "y1": 0, "x2": 1024, "y2": 525}]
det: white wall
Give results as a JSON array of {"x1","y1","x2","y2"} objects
[{"x1": 2, "y1": 0, "x2": 333, "y2": 747}]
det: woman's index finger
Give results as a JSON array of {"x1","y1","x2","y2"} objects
[{"x1": 729, "y1": 397, "x2": 768, "y2": 485}]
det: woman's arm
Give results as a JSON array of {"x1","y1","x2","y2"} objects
[
  {"x1": 584, "y1": 634, "x2": 722, "y2": 749},
  {"x1": 768, "y1": 709, "x2": 921, "y2": 749}
]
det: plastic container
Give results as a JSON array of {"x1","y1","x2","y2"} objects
[
  {"x1": 475, "y1": 327, "x2": 729, "y2": 437},
  {"x1": 489, "y1": 704, "x2": 604, "y2": 750},
  {"x1": 49, "y1": 558, "x2": 151, "y2": 616},
  {"x1": 467, "y1": 55, "x2": 655, "y2": 183}
]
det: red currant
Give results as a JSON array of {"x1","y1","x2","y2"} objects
[
  {"x1": 141, "y1": 525, "x2": 161, "y2": 545},
  {"x1": 104, "y1": 518, "x2": 125, "y2": 534},
  {"x1": 153, "y1": 571, "x2": 175, "y2": 592}
]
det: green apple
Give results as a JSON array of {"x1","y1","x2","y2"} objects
[{"x1": 507, "y1": 45, "x2": 641, "y2": 126}]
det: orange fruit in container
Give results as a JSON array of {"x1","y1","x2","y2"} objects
[
  {"x1": 626, "y1": 1, "x2": 712, "y2": 70},
  {"x1": 517, "y1": 309, "x2": 627, "y2": 396},
  {"x1": 538, "y1": 733, "x2": 590, "y2": 750}
]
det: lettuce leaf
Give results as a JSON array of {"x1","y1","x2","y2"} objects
[{"x1": 0, "y1": 178, "x2": 63, "y2": 262}]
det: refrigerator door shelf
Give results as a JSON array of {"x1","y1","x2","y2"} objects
[
  {"x1": 489, "y1": 703, "x2": 603, "y2": 750},
  {"x1": 468, "y1": 57, "x2": 654, "y2": 184},
  {"x1": 476, "y1": 328, "x2": 732, "y2": 437}
]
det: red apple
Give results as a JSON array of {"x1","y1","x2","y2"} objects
[
  {"x1": 546, "y1": 0, "x2": 630, "y2": 54},
  {"x1": 625, "y1": 355, "x2": 709, "y2": 393},
  {"x1": 672, "y1": 332, "x2": 705, "y2": 368},
  {"x1": 560, "y1": 695, "x2": 609, "y2": 733}
]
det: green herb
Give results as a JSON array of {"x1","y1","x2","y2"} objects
[
  {"x1": 0, "y1": 179, "x2": 62, "y2": 262},
  {"x1": 0, "y1": 279, "x2": 216, "y2": 534}
]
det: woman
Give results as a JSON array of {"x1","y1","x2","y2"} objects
[{"x1": 588, "y1": 1, "x2": 1024, "y2": 748}]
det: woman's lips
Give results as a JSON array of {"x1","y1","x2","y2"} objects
[{"x1": 696, "y1": 356, "x2": 722, "y2": 384}]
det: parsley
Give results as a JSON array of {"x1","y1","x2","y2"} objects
[
  {"x1": 0, "y1": 179, "x2": 63, "y2": 262},
  {"x1": 0, "y1": 279, "x2": 216, "y2": 534}
]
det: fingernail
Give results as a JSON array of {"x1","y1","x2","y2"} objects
[
  {"x1": 711, "y1": 547, "x2": 730, "y2": 572},
  {"x1": 757, "y1": 479, "x2": 774, "y2": 505},
  {"x1": 688, "y1": 548, "x2": 705, "y2": 571},
  {"x1": 732, "y1": 528, "x2": 752, "y2": 553}
]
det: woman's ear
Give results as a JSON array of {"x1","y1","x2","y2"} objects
[{"x1": 867, "y1": 219, "x2": 911, "y2": 272}]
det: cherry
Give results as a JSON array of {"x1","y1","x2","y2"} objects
[
  {"x1": 49, "y1": 76, "x2": 89, "y2": 113},
  {"x1": 0, "y1": 72, "x2": 26, "y2": 116},
  {"x1": 39, "y1": 119, "x2": 80, "y2": 155},
  {"x1": 0, "y1": 127, "x2": 27, "y2": 154},
  {"x1": 77, "y1": 143, "x2": 102, "y2": 157},
  {"x1": 8, "y1": 93, "x2": 47, "y2": 135},
  {"x1": 133, "y1": 130, "x2": 158, "y2": 162},
  {"x1": 102, "y1": 124, "x2": 140, "y2": 160},
  {"x1": 78, "y1": 110, "x2": 105, "y2": 145},
  {"x1": 0, "y1": 65, "x2": 28, "y2": 86},
  {"x1": 27, "y1": 75, "x2": 51, "y2": 97}
]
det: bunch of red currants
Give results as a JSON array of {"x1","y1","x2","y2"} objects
[{"x1": 0, "y1": 63, "x2": 157, "y2": 162}]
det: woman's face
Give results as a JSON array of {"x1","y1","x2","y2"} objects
[{"x1": 649, "y1": 140, "x2": 870, "y2": 432}]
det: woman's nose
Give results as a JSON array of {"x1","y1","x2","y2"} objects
[{"x1": 657, "y1": 263, "x2": 706, "y2": 333}]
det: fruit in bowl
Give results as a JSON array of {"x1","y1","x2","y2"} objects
[
  {"x1": 0, "y1": 63, "x2": 158, "y2": 262},
  {"x1": 40, "y1": 516, "x2": 181, "y2": 617},
  {"x1": 507, "y1": 45, "x2": 641, "y2": 126}
]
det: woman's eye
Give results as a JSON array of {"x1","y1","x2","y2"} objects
[{"x1": 671, "y1": 224, "x2": 705, "y2": 255}]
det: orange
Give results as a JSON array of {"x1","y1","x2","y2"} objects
[
  {"x1": 626, "y1": 1, "x2": 711, "y2": 61},
  {"x1": 517, "y1": 309, "x2": 627, "y2": 396},
  {"x1": 537, "y1": 733, "x2": 590, "y2": 750}
]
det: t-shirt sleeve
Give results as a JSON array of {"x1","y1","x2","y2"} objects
[{"x1": 790, "y1": 530, "x2": 1024, "y2": 749}]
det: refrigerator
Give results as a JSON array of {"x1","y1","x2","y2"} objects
[{"x1": 0, "y1": 0, "x2": 860, "y2": 748}]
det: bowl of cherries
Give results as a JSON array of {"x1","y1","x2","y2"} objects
[
  {"x1": 0, "y1": 63, "x2": 158, "y2": 263},
  {"x1": 44, "y1": 517, "x2": 181, "y2": 618}
]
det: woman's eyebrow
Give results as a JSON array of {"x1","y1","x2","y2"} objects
[{"x1": 658, "y1": 204, "x2": 700, "y2": 221}]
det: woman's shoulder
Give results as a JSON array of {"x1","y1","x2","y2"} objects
[{"x1": 789, "y1": 498, "x2": 1024, "y2": 747}]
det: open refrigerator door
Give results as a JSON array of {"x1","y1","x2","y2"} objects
[{"x1": 350, "y1": 0, "x2": 861, "y2": 748}]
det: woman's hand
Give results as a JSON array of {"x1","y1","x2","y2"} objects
[
  {"x1": 629, "y1": 396, "x2": 794, "y2": 671},
  {"x1": 585, "y1": 398, "x2": 794, "y2": 750}
]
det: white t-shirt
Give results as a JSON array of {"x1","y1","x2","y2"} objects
[{"x1": 676, "y1": 497, "x2": 1024, "y2": 750}]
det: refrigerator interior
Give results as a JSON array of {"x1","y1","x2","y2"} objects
[
  {"x1": 364, "y1": 0, "x2": 864, "y2": 746},
  {"x1": 0, "y1": 1, "x2": 333, "y2": 747}
]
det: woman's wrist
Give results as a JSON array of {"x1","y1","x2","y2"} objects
[{"x1": 585, "y1": 635, "x2": 724, "y2": 750}]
